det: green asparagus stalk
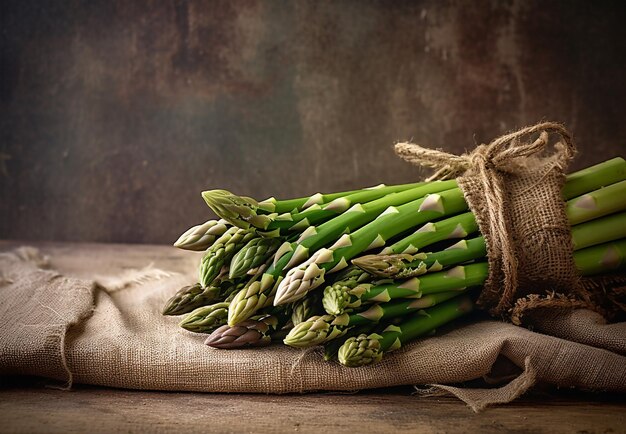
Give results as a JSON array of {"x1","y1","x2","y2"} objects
[
  {"x1": 328, "y1": 245, "x2": 477, "y2": 315},
  {"x1": 227, "y1": 181, "x2": 459, "y2": 325},
  {"x1": 571, "y1": 211, "x2": 626, "y2": 250},
  {"x1": 561, "y1": 157, "x2": 626, "y2": 199},
  {"x1": 322, "y1": 268, "x2": 374, "y2": 315},
  {"x1": 566, "y1": 180, "x2": 626, "y2": 225},
  {"x1": 256, "y1": 183, "x2": 424, "y2": 214},
  {"x1": 284, "y1": 291, "x2": 464, "y2": 348},
  {"x1": 353, "y1": 183, "x2": 626, "y2": 280},
  {"x1": 276, "y1": 170, "x2": 626, "y2": 306},
  {"x1": 353, "y1": 237, "x2": 487, "y2": 280},
  {"x1": 327, "y1": 264, "x2": 484, "y2": 318},
  {"x1": 163, "y1": 283, "x2": 206, "y2": 315},
  {"x1": 291, "y1": 291, "x2": 322, "y2": 326},
  {"x1": 289, "y1": 237, "x2": 626, "y2": 346},
  {"x1": 204, "y1": 183, "x2": 426, "y2": 231},
  {"x1": 229, "y1": 237, "x2": 282, "y2": 279},
  {"x1": 219, "y1": 158, "x2": 626, "y2": 325},
  {"x1": 201, "y1": 190, "x2": 276, "y2": 230},
  {"x1": 323, "y1": 323, "x2": 378, "y2": 361},
  {"x1": 337, "y1": 238, "x2": 626, "y2": 315},
  {"x1": 173, "y1": 219, "x2": 230, "y2": 251},
  {"x1": 381, "y1": 211, "x2": 479, "y2": 255},
  {"x1": 179, "y1": 302, "x2": 230, "y2": 333},
  {"x1": 199, "y1": 227, "x2": 257, "y2": 288},
  {"x1": 162, "y1": 279, "x2": 243, "y2": 316},
  {"x1": 338, "y1": 295, "x2": 475, "y2": 367},
  {"x1": 205, "y1": 300, "x2": 294, "y2": 348},
  {"x1": 573, "y1": 238, "x2": 626, "y2": 275},
  {"x1": 275, "y1": 187, "x2": 469, "y2": 305},
  {"x1": 381, "y1": 157, "x2": 626, "y2": 255},
  {"x1": 282, "y1": 314, "x2": 347, "y2": 348},
  {"x1": 227, "y1": 156, "x2": 625, "y2": 219},
  {"x1": 338, "y1": 332, "x2": 385, "y2": 367},
  {"x1": 323, "y1": 317, "x2": 407, "y2": 361},
  {"x1": 257, "y1": 182, "x2": 426, "y2": 237}
]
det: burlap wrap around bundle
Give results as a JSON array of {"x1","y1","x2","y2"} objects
[
  {"x1": 1, "y1": 123, "x2": 625, "y2": 411},
  {"x1": 395, "y1": 122, "x2": 590, "y2": 322},
  {"x1": 397, "y1": 123, "x2": 626, "y2": 324}
]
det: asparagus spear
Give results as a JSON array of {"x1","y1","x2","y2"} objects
[
  {"x1": 227, "y1": 181, "x2": 458, "y2": 325},
  {"x1": 221, "y1": 156, "x2": 625, "y2": 219},
  {"x1": 199, "y1": 227, "x2": 257, "y2": 288},
  {"x1": 571, "y1": 211, "x2": 626, "y2": 250},
  {"x1": 566, "y1": 180, "x2": 626, "y2": 225},
  {"x1": 173, "y1": 219, "x2": 230, "y2": 251},
  {"x1": 338, "y1": 238, "x2": 626, "y2": 314},
  {"x1": 291, "y1": 291, "x2": 322, "y2": 326},
  {"x1": 338, "y1": 331, "x2": 386, "y2": 367},
  {"x1": 282, "y1": 314, "x2": 348, "y2": 348},
  {"x1": 275, "y1": 187, "x2": 469, "y2": 305},
  {"x1": 323, "y1": 315, "x2": 406, "y2": 361},
  {"x1": 179, "y1": 302, "x2": 230, "y2": 333},
  {"x1": 338, "y1": 295, "x2": 475, "y2": 367},
  {"x1": 354, "y1": 184, "x2": 626, "y2": 280},
  {"x1": 162, "y1": 279, "x2": 243, "y2": 316},
  {"x1": 573, "y1": 238, "x2": 626, "y2": 275},
  {"x1": 256, "y1": 183, "x2": 425, "y2": 214},
  {"x1": 327, "y1": 264, "x2": 485, "y2": 318},
  {"x1": 323, "y1": 323, "x2": 377, "y2": 361},
  {"x1": 353, "y1": 237, "x2": 487, "y2": 280},
  {"x1": 163, "y1": 283, "x2": 206, "y2": 315},
  {"x1": 284, "y1": 291, "x2": 464, "y2": 348},
  {"x1": 205, "y1": 300, "x2": 294, "y2": 348},
  {"x1": 229, "y1": 237, "x2": 282, "y2": 279},
  {"x1": 288, "y1": 236, "x2": 626, "y2": 346},
  {"x1": 201, "y1": 190, "x2": 276, "y2": 230},
  {"x1": 276, "y1": 167, "x2": 626, "y2": 305},
  {"x1": 204, "y1": 315, "x2": 283, "y2": 349},
  {"x1": 561, "y1": 157, "x2": 626, "y2": 199},
  {"x1": 381, "y1": 212, "x2": 479, "y2": 255},
  {"x1": 257, "y1": 182, "x2": 426, "y2": 237},
  {"x1": 380, "y1": 157, "x2": 626, "y2": 255},
  {"x1": 322, "y1": 268, "x2": 372, "y2": 315},
  {"x1": 203, "y1": 183, "x2": 427, "y2": 231}
]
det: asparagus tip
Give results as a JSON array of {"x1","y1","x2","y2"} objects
[{"x1": 338, "y1": 334, "x2": 383, "y2": 367}]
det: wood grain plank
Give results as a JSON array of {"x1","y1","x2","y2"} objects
[{"x1": 0, "y1": 381, "x2": 624, "y2": 434}]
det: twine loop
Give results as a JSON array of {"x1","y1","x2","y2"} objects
[
  {"x1": 395, "y1": 122, "x2": 576, "y2": 315},
  {"x1": 395, "y1": 123, "x2": 575, "y2": 181}
]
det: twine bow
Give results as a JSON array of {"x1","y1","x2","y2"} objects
[{"x1": 395, "y1": 122, "x2": 576, "y2": 314}]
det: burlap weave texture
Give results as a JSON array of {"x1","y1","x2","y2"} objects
[{"x1": 1, "y1": 246, "x2": 624, "y2": 411}]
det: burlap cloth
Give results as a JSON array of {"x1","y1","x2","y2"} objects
[
  {"x1": 2, "y1": 123, "x2": 625, "y2": 411},
  {"x1": 1, "y1": 246, "x2": 625, "y2": 412}
]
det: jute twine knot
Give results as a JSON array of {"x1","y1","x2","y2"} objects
[{"x1": 395, "y1": 122, "x2": 578, "y2": 317}]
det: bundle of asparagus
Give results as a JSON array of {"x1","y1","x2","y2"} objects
[{"x1": 163, "y1": 157, "x2": 626, "y2": 367}]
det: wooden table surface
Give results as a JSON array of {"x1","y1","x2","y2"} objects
[
  {"x1": 1, "y1": 378, "x2": 625, "y2": 434},
  {"x1": 1, "y1": 241, "x2": 625, "y2": 433}
]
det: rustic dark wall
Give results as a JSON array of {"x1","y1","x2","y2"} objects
[{"x1": 2, "y1": 0, "x2": 626, "y2": 244}]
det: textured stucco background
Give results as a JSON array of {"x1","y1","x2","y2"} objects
[{"x1": 2, "y1": 0, "x2": 626, "y2": 244}]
